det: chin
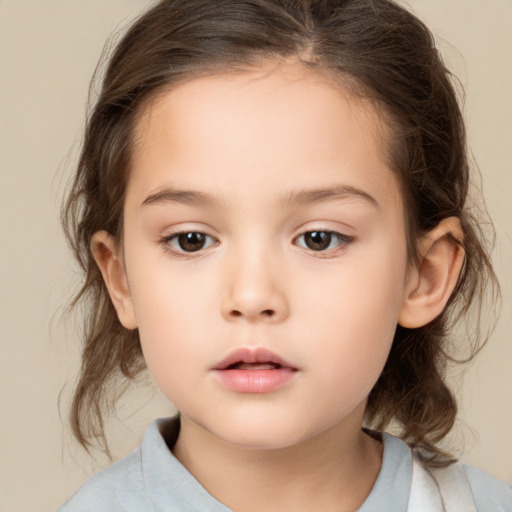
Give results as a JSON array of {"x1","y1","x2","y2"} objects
[
  {"x1": 217, "y1": 429, "x2": 304, "y2": 451},
  {"x1": 201, "y1": 411, "x2": 318, "y2": 451}
]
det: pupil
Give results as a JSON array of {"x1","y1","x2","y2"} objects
[
  {"x1": 179, "y1": 232, "x2": 205, "y2": 252},
  {"x1": 306, "y1": 231, "x2": 331, "y2": 250}
]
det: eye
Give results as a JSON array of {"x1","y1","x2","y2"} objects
[
  {"x1": 163, "y1": 231, "x2": 216, "y2": 253},
  {"x1": 295, "y1": 230, "x2": 354, "y2": 252}
]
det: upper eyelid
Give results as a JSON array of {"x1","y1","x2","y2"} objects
[
  {"x1": 162, "y1": 231, "x2": 218, "y2": 255},
  {"x1": 163, "y1": 230, "x2": 215, "y2": 239},
  {"x1": 162, "y1": 227, "x2": 349, "y2": 239},
  {"x1": 293, "y1": 226, "x2": 353, "y2": 240},
  {"x1": 163, "y1": 231, "x2": 218, "y2": 245},
  {"x1": 162, "y1": 226, "x2": 352, "y2": 237},
  {"x1": 161, "y1": 228, "x2": 353, "y2": 254},
  {"x1": 294, "y1": 230, "x2": 354, "y2": 246}
]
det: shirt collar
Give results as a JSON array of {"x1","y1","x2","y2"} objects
[
  {"x1": 358, "y1": 432, "x2": 412, "y2": 512},
  {"x1": 141, "y1": 416, "x2": 412, "y2": 512}
]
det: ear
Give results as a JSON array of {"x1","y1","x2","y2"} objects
[
  {"x1": 398, "y1": 217, "x2": 464, "y2": 328},
  {"x1": 90, "y1": 230, "x2": 138, "y2": 330}
]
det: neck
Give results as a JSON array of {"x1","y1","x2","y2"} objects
[{"x1": 172, "y1": 413, "x2": 382, "y2": 512}]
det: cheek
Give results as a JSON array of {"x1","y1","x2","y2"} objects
[
  {"x1": 134, "y1": 286, "x2": 209, "y2": 348},
  {"x1": 126, "y1": 238, "x2": 213, "y2": 329},
  {"x1": 298, "y1": 239, "x2": 408, "y2": 379},
  {"x1": 123, "y1": 250, "x2": 215, "y2": 386}
]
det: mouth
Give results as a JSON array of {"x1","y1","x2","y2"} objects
[
  {"x1": 212, "y1": 347, "x2": 298, "y2": 393},
  {"x1": 225, "y1": 362, "x2": 285, "y2": 370},
  {"x1": 213, "y1": 347, "x2": 297, "y2": 371}
]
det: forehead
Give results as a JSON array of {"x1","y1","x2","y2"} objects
[
  {"x1": 128, "y1": 63, "x2": 401, "y2": 214},
  {"x1": 134, "y1": 63, "x2": 388, "y2": 154}
]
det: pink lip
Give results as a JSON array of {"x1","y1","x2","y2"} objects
[{"x1": 212, "y1": 347, "x2": 298, "y2": 393}]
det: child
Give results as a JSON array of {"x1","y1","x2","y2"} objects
[{"x1": 59, "y1": 0, "x2": 511, "y2": 510}]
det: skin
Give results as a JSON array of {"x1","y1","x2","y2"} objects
[{"x1": 92, "y1": 62, "x2": 464, "y2": 512}]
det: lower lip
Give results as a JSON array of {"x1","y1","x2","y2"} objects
[{"x1": 213, "y1": 368, "x2": 296, "y2": 393}]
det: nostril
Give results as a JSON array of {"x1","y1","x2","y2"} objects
[{"x1": 229, "y1": 309, "x2": 274, "y2": 318}]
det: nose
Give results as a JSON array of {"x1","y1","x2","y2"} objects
[{"x1": 220, "y1": 245, "x2": 289, "y2": 323}]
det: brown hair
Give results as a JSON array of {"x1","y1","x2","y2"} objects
[{"x1": 62, "y1": 0, "x2": 499, "y2": 458}]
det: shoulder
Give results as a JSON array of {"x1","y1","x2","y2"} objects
[
  {"x1": 412, "y1": 446, "x2": 512, "y2": 512},
  {"x1": 370, "y1": 431, "x2": 512, "y2": 512},
  {"x1": 463, "y1": 463, "x2": 512, "y2": 512},
  {"x1": 57, "y1": 447, "x2": 152, "y2": 512},
  {"x1": 57, "y1": 418, "x2": 176, "y2": 512},
  {"x1": 58, "y1": 416, "x2": 233, "y2": 512}
]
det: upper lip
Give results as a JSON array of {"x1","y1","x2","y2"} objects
[{"x1": 212, "y1": 347, "x2": 297, "y2": 370}]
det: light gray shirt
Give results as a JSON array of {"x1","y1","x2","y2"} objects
[{"x1": 58, "y1": 416, "x2": 512, "y2": 511}]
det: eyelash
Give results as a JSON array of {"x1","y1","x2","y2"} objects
[
  {"x1": 160, "y1": 229, "x2": 355, "y2": 257},
  {"x1": 161, "y1": 231, "x2": 218, "y2": 256},
  {"x1": 295, "y1": 230, "x2": 355, "y2": 256}
]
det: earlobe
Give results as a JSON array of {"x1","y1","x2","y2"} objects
[
  {"x1": 398, "y1": 217, "x2": 465, "y2": 329},
  {"x1": 90, "y1": 230, "x2": 138, "y2": 330}
]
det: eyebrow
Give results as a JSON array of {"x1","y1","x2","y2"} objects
[
  {"x1": 142, "y1": 188, "x2": 218, "y2": 207},
  {"x1": 142, "y1": 184, "x2": 379, "y2": 209},
  {"x1": 282, "y1": 185, "x2": 379, "y2": 210}
]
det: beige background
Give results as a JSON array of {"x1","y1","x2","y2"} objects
[{"x1": 0, "y1": 0, "x2": 511, "y2": 510}]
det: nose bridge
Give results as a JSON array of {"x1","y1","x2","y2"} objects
[{"x1": 221, "y1": 234, "x2": 289, "y2": 322}]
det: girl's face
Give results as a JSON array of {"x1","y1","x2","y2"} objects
[{"x1": 120, "y1": 63, "x2": 411, "y2": 449}]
